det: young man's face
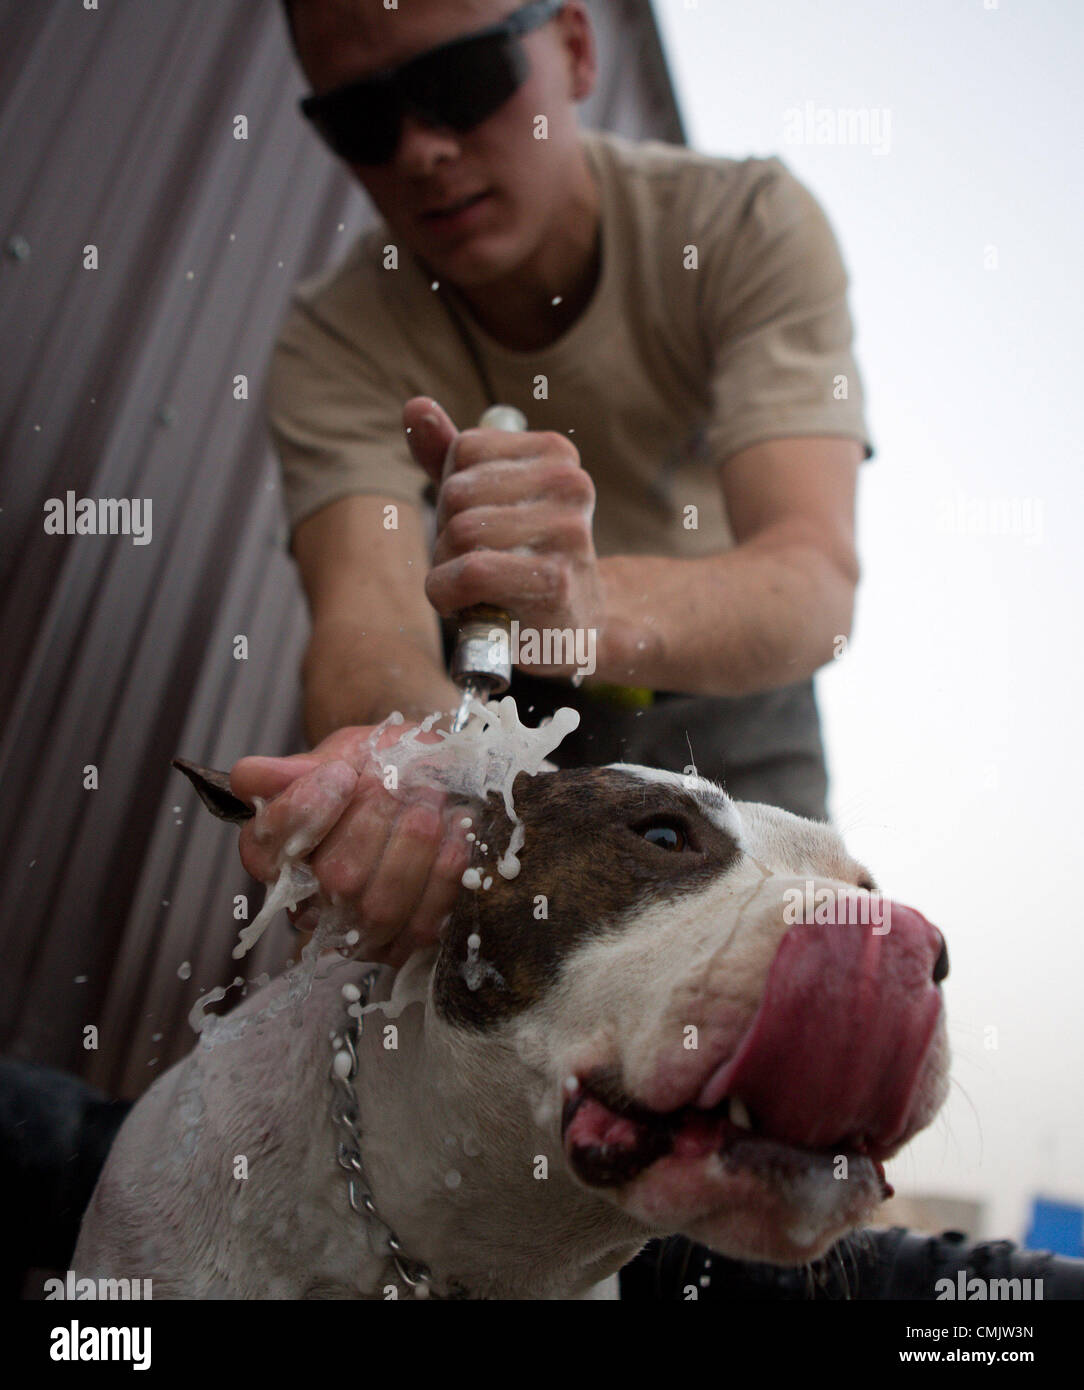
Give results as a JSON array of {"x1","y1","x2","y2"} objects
[{"x1": 291, "y1": 0, "x2": 595, "y2": 288}]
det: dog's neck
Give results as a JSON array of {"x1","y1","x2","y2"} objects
[{"x1": 339, "y1": 951, "x2": 646, "y2": 1299}]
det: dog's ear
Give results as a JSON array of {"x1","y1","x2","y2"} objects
[{"x1": 172, "y1": 758, "x2": 254, "y2": 823}]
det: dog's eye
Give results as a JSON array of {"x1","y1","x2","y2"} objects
[{"x1": 636, "y1": 819, "x2": 689, "y2": 852}]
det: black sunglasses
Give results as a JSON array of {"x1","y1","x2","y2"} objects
[{"x1": 299, "y1": 0, "x2": 565, "y2": 166}]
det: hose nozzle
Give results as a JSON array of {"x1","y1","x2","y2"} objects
[{"x1": 447, "y1": 404, "x2": 527, "y2": 727}]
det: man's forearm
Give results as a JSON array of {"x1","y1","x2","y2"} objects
[
  {"x1": 302, "y1": 617, "x2": 461, "y2": 746},
  {"x1": 595, "y1": 527, "x2": 857, "y2": 697}
]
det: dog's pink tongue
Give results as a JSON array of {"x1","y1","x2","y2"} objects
[{"x1": 699, "y1": 903, "x2": 944, "y2": 1154}]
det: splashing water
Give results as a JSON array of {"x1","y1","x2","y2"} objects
[
  {"x1": 232, "y1": 859, "x2": 318, "y2": 960},
  {"x1": 372, "y1": 696, "x2": 578, "y2": 886},
  {"x1": 191, "y1": 908, "x2": 357, "y2": 1046},
  {"x1": 211, "y1": 696, "x2": 578, "y2": 984},
  {"x1": 371, "y1": 697, "x2": 578, "y2": 825}
]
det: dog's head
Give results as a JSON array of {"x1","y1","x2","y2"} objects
[
  {"x1": 176, "y1": 756, "x2": 949, "y2": 1268},
  {"x1": 432, "y1": 763, "x2": 950, "y2": 1265}
]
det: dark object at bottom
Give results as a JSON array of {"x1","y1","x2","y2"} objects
[
  {"x1": 0, "y1": 1059, "x2": 133, "y2": 1296},
  {"x1": 619, "y1": 1229, "x2": 1084, "y2": 1300},
  {"x1": 5, "y1": 1059, "x2": 1084, "y2": 1301}
]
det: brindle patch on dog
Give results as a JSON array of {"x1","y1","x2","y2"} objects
[{"x1": 432, "y1": 767, "x2": 742, "y2": 1028}]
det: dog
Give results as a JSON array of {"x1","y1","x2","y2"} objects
[{"x1": 72, "y1": 761, "x2": 950, "y2": 1299}]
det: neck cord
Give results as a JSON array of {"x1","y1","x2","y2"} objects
[
  {"x1": 330, "y1": 968, "x2": 434, "y2": 1298},
  {"x1": 416, "y1": 255, "x2": 498, "y2": 410}
]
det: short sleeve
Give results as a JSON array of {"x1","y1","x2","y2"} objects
[
  {"x1": 265, "y1": 294, "x2": 431, "y2": 538},
  {"x1": 699, "y1": 159, "x2": 874, "y2": 465}
]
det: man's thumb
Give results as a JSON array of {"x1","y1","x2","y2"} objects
[{"x1": 403, "y1": 397, "x2": 459, "y2": 486}]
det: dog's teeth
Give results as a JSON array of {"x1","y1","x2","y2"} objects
[{"x1": 729, "y1": 1096, "x2": 753, "y2": 1130}]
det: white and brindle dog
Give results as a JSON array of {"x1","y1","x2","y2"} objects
[{"x1": 73, "y1": 762, "x2": 950, "y2": 1299}]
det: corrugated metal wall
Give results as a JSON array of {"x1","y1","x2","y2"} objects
[{"x1": 0, "y1": 0, "x2": 684, "y2": 1100}]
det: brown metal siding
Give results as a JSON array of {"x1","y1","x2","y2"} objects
[{"x1": 0, "y1": 0, "x2": 685, "y2": 1099}]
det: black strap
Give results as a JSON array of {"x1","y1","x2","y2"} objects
[
  {"x1": 417, "y1": 254, "x2": 498, "y2": 410},
  {"x1": 440, "y1": 286, "x2": 498, "y2": 409},
  {"x1": 415, "y1": 260, "x2": 498, "y2": 514}
]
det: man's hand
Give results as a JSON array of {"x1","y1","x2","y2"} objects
[
  {"x1": 229, "y1": 723, "x2": 472, "y2": 969},
  {"x1": 404, "y1": 396, "x2": 605, "y2": 678}
]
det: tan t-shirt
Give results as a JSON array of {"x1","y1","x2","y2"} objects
[{"x1": 267, "y1": 128, "x2": 873, "y2": 557}]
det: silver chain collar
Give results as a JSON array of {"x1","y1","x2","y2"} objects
[{"x1": 330, "y1": 967, "x2": 434, "y2": 1298}]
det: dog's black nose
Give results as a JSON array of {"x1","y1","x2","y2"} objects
[{"x1": 932, "y1": 933, "x2": 950, "y2": 984}]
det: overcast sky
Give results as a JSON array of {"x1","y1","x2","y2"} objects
[{"x1": 653, "y1": 0, "x2": 1084, "y2": 1242}]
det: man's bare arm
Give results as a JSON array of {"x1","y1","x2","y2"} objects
[
  {"x1": 291, "y1": 494, "x2": 460, "y2": 745},
  {"x1": 595, "y1": 437, "x2": 863, "y2": 696},
  {"x1": 407, "y1": 401, "x2": 862, "y2": 699}
]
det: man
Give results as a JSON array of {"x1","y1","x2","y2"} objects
[
  {"x1": 216, "y1": 0, "x2": 873, "y2": 1297},
  {"x1": 231, "y1": 0, "x2": 872, "y2": 971}
]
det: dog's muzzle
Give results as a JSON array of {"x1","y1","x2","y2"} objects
[{"x1": 562, "y1": 902, "x2": 947, "y2": 1188}]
